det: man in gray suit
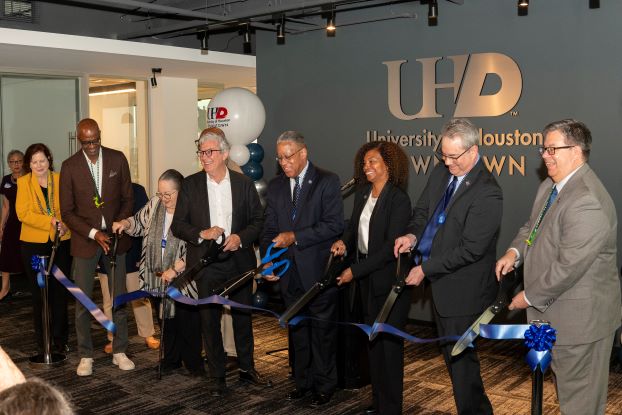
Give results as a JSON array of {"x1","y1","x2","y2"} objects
[{"x1": 496, "y1": 119, "x2": 621, "y2": 415}]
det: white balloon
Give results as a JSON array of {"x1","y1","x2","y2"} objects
[
  {"x1": 229, "y1": 144, "x2": 251, "y2": 166},
  {"x1": 207, "y1": 88, "x2": 266, "y2": 146}
]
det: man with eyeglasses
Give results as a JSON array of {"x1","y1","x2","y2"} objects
[
  {"x1": 60, "y1": 118, "x2": 135, "y2": 376},
  {"x1": 496, "y1": 119, "x2": 620, "y2": 415},
  {"x1": 394, "y1": 118, "x2": 502, "y2": 414},
  {"x1": 171, "y1": 127, "x2": 269, "y2": 397},
  {"x1": 261, "y1": 130, "x2": 344, "y2": 408}
]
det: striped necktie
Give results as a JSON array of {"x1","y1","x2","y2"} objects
[{"x1": 292, "y1": 176, "x2": 301, "y2": 220}]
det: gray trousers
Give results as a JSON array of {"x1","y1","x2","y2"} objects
[
  {"x1": 551, "y1": 332, "x2": 615, "y2": 415},
  {"x1": 73, "y1": 250, "x2": 128, "y2": 357}
]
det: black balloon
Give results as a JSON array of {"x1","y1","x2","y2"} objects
[{"x1": 247, "y1": 143, "x2": 265, "y2": 163}]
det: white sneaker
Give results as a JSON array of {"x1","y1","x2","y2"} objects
[
  {"x1": 112, "y1": 353, "x2": 135, "y2": 371},
  {"x1": 76, "y1": 358, "x2": 93, "y2": 376}
]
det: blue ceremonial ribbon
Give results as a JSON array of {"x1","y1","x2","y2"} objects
[
  {"x1": 113, "y1": 287, "x2": 457, "y2": 345},
  {"x1": 50, "y1": 265, "x2": 116, "y2": 333},
  {"x1": 524, "y1": 324, "x2": 556, "y2": 372},
  {"x1": 480, "y1": 323, "x2": 556, "y2": 372},
  {"x1": 113, "y1": 289, "x2": 164, "y2": 308}
]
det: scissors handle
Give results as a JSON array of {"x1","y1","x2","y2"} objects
[
  {"x1": 262, "y1": 242, "x2": 288, "y2": 265},
  {"x1": 261, "y1": 259, "x2": 290, "y2": 278}
]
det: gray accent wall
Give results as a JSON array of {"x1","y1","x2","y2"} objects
[{"x1": 256, "y1": 0, "x2": 622, "y2": 259}]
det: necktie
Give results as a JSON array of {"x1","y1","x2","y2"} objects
[
  {"x1": 525, "y1": 185, "x2": 558, "y2": 246},
  {"x1": 292, "y1": 176, "x2": 301, "y2": 220},
  {"x1": 416, "y1": 176, "x2": 459, "y2": 261}
]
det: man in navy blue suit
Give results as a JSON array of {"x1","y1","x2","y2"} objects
[{"x1": 261, "y1": 131, "x2": 344, "y2": 408}]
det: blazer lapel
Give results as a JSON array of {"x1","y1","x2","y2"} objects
[
  {"x1": 29, "y1": 173, "x2": 47, "y2": 214},
  {"x1": 229, "y1": 169, "x2": 241, "y2": 233},
  {"x1": 445, "y1": 160, "x2": 482, "y2": 213},
  {"x1": 199, "y1": 172, "x2": 211, "y2": 228},
  {"x1": 369, "y1": 182, "x2": 391, "y2": 230},
  {"x1": 292, "y1": 163, "x2": 319, "y2": 224},
  {"x1": 100, "y1": 148, "x2": 109, "y2": 200}
]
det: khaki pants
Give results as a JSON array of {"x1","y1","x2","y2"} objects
[{"x1": 99, "y1": 271, "x2": 155, "y2": 340}]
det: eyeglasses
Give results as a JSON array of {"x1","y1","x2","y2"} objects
[
  {"x1": 196, "y1": 149, "x2": 222, "y2": 157},
  {"x1": 155, "y1": 190, "x2": 178, "y2": 200},
  {"x1": 275, "y1": 146, "x2": 304, "y2": 163},
  {"x1": 8, "y1": 160, "x2": 22, "y2": 164},
  {"x1": 538, "y1": 145, "x2": 575, "y2": 155},
  {"x1": 80, "y1": 138, "x2": 101, "y2": 147},
  {"x1": 435, "y1": 146, "x2": 473, "y2": 161}
]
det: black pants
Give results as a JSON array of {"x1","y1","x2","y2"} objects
[
  {"x1": 281, "y1": 262, "x2": 338, "y2": 395},
  {"x1": 434, "y1": 309, "x2": 493, "y2": 415},
  {"x1": 21, "y1": 239, "x2": 72, "y2": 351},
  {"x1": 198, "y1": 260, "x2": 255, "y2": 379},
  {"x1": 361, "y1": 278, "x2": 411, "y2": 415},
  {"x1": 154, "y1": 298, "x2": 203, "y2": 372}
]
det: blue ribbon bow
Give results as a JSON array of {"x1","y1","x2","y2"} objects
[{"x1": 479, "y1": 323, "x2": 556, "y2": 372}]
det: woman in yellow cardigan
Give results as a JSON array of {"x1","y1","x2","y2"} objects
[{"x1": 16, "y1": 143, "x2": 72, "y2": 355}]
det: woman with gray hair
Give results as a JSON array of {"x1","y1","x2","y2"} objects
[
  {"x1": 0, "y1": 150, "x2": 25, "y2": 301},
  {"x1": 112, "y1": 169, "x2": 204, "y2": 376}
]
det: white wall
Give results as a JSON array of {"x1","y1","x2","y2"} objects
[{"x1": 149, "y1": 77, "x2": 199, "y2": 192}]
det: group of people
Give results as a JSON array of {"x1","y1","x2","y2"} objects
[{"x1": 0, "y1": 115, "x2": 620, "y2": 415}]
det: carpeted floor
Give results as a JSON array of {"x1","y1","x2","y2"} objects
[{"x1": 1, "y1": 279, "x2": 621, "y2": 414}]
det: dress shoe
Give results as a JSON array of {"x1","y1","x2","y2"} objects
[
  {"x1": 239, "y1": 368, "x2": 272, "y2": 387},
  {"x1": 145, "y1": 336, "x2": 160, "y2": 349},
  {"x1": 76, "y1": 358, "x2": 93, "y2": 376},
  {"x1": 363, "y1": 405, "x2": 378, "y2": 415},
  {"x1": 104, "y1": 342, "x2": 112, "y2": 354},
  {"x1": 286, "y1": 387, "x2": 310, "y2": 400},
  {"x1": 309, "y1": 392, "x2": 332, "y2": 408},
  {"x1": 112, "y1": 353, "x2": 135, "y2": 371},
  {"x1": 206, "y1": 377, "x2": 226, "y2": 397}
]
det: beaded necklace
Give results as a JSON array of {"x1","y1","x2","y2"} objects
[{"x1": 34, "y1": 172, "x2": 54, "y2": 217}]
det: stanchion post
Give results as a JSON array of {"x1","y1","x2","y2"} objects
[
  {"x1": 29, "y1": 254, "x2": 67, "y2": 368},
  {"x1": 529, "y1": 319, "x2": 550, "y2": 415}
]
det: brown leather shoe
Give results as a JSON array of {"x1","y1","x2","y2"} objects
[{"x1": 145, "y1": 336, "x2": 160, "y2": 349}]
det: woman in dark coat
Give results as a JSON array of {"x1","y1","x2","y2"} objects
[
  {"x1": 332, "y1": 141, "x2": 412, "y2": 415},
  {"x1": 0, "y1": 150, "x2": 25, "y2": 301}
]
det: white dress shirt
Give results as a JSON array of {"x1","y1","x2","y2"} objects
[
  {"x1": 206, "y1": 169, "x2": 233, "y2": 240},
  {"x1": 357, "y1": 194, "x2": 378, "y2": 254}
]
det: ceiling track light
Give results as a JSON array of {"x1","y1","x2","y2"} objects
[
  {"x1": 150, "y1": 68, "x2": 161, "y2": 88},
  {"x1": 518, "y1": 0, "x2": 528, "y2": 16},
  {"x1": 277, "y1": 15, "x2": 285, "y2": 45},
  {"x1": 243, "y1": 22, "x2": 252, "y2": 54},
  {"x1": 326, "y1": 5, "x2": 336, "y2": 37},
  {"x1": 198, "y1": 27, "x2": 208, "y2": 54},
  {"x1": 428, "y1": 0, "x2": 438, "y2": 26},
  {"x1": 589, "y1": 0, "x2": 600, "y2": 8}
]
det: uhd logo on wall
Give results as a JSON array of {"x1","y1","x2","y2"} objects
[
  {"x1": 383, "y1": 52, "x2": 522, "y2": 119},
  {"x1": 207, "y1": 107, "x2": 229, "y2": 127}
]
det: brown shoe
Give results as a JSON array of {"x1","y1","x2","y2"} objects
[
  {"x1": 145, "y1": 336, "x2": 160, "y2": 349},
  {"x1": 104, "y1": 342, "x2": 112, "y2": 354}
]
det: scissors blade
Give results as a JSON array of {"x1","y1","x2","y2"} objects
[
  {"x1": 451, "y1": 307, "x2": 496, "y2": 356},
  {"x1": 371, "y1": 288, "x2": 399, "y2": 340},
  {"x1": 278, "y1": 284, "x2": 322, "y2": 325}
]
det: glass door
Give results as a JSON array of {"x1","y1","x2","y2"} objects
[{"x1": 0, "y1": 75, "x2": 80, "y2": 177}]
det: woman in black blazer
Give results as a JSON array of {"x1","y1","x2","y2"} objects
[{"x1": 332, "y1": 141, "x2": 412, "y2": 415}]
